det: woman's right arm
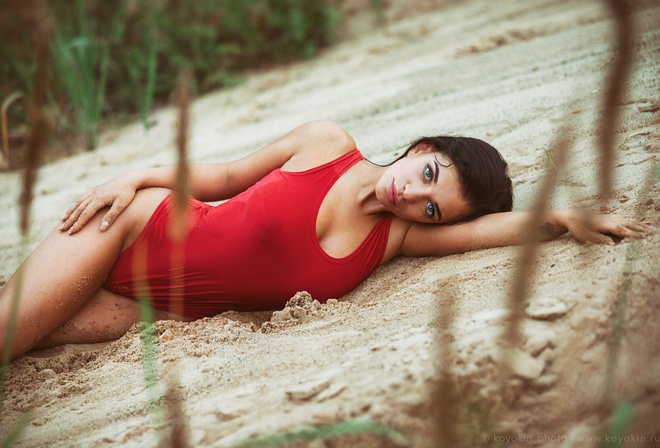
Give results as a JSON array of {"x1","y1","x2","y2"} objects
[
  {"x1": 60, "y1": 120, "x2": 353, "y2": 234},
  {"x1": 60, "y1": 163, "x2": 232, "y2": 234}
]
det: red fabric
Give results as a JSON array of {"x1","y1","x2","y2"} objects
[{"x1": 103, "y1": 149, "x2": 392, "y2": 318}]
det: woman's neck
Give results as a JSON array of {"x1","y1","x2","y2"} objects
[{"x1": 352, "y1": 160, "x2": 388, "y2": 216}]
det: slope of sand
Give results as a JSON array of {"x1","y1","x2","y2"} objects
[{"x1": 1, "y1": 0, "x2": 659, "y2": 446}]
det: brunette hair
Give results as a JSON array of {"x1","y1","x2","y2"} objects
[{"x1": 397, "y1": 136, "x2": 513, "y2": 221}]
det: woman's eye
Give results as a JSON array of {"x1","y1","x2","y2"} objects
[
  {"x1": 425, "y1": 201, "x2": 435, "y2": 218},
  {"x1": 423, "y1": 165, "x2": 433, "y2": 182}
]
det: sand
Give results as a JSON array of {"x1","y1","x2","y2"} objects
[{"x1": 1, "y1": 0, "x2": 659, "y2": 446}]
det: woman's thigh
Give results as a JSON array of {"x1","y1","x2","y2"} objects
[{"x1": 0, "y1": 187, "x2": 171, "y2": 358}]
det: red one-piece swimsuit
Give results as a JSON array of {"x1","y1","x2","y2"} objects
[{"x1": 103, "y1": 149, "x2": 392, "y2": 319}]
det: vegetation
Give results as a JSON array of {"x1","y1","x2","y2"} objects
[{"x1": 0, "y1": 0, "x2": 342, "y2": 150}]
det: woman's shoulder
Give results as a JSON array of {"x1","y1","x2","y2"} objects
[
  {"x1": 299, "y1": 120, "x2": 355, "y2": 145},
  {"x1": 281, "y1": 121, "x2": 357, "y2": 172}
]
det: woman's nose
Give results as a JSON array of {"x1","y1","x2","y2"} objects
[{"x1": 402, "y1": 184, "x2": 423, "y2": 202}]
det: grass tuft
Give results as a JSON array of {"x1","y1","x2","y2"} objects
[
  {"x1": 133, "y1": 242, "x2": 164, "y2": 426},
  {"x1": 2, "y1": 0, "x2": 347, "y2": 151},
  {"x1": 50, "y1": 0, "x2": 124, "y2": 150},
  {"x1": 0, "y1": 410, "x2": 33, "y2": 448}
]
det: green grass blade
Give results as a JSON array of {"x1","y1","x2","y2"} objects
[
  {"x1": 602, "y1": 239, "x2": 639, "y2": 405},
  {"x1": 225, "y1": 419, "x2": 410, "y2": 448},
  {"x1": 0, "y1": 410, "x2": 33, "y2": 448},
  {"x1": 139, "y1": 0, "x2": 158, "y2": 130},
  {"x1": 0, "y1": 234, "x2": 30, "y2": 404},
  {"x1": 141, "y1": 46, "x2": 158, "y2": 130},
  {"x1": 543, "y1": 148, "x2": 557, "y2": 171},
  {"x1": 136, "y1": 293, "x2": 164, "y2": 426},
  {"x1": 602, "y1": 402, "x2": 634, "y2": 448}
]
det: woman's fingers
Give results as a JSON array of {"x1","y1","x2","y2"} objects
[
  {"x1": 60, "y1": 194, "x2": 89, "y2": 225},
  {"x1": 59, "y1": 190, "x2": 137, "y2": 234},
  {"x1": 61, "y1": 200, "x2": 79, "y2": 223},
  {"x1": 60, "y1": 195, "x2": 108, "y2": 234},
  {"x1": 606, "y1": 218, "x2": 654, "y2": 240},
  {"x1": 569, "y1": 213, "x2": 655, "y2": 246},
  {"x1": 99, "y1": 195, "x2": 133, "y2": 232},
  {"x1": 69, "y1": 200, "x2": 105, "y2": 234},
  {"x1": 626, "y1": 220, "x2": 656, "y2": 235},
  {"x1": 60, "y1": 196, "x2": 92, "y2": 233},
  {"x1": 58, "y1": 175, "x2": 140, "y2": 234}
]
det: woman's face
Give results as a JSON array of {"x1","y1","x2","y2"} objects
[{"x1": 376, "y1": 144, "x2": 472, "y2": 224}]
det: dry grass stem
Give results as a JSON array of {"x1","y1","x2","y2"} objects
[
  {"x1": 1, "y1": 0, "x2": 53, "y2": 416},
  {"x1": 171, "y1": 70, "x2": 192, "y2": 241},
  {"x1": 169, "y1": 70, "x2": 192, "y2": 317},
  {"x1": 595, "y1": 0, "x2": 638, "y2": 414},
  {"x1": 597, "y1": 0, "x2": 635, "y2": 201},
  {"x1": 159, "y1": 73, "x2": 193, "y2": 441},
  {"x1": 502, "y1": 129, "x2": 572, "y2": 371},
  {"x1": 17, "y1": 0, "x2": 53, "y2": 235},
  {"x1": 1, "y1": 92, "x2": 24, "y2": 170},
  {"x1": 502, "y1": 0, "x2": 637, "y2": 382},
  {"x1": 430, "y1": 285, "x2": 462, "y2": 448},
  {"x1": 601, "y1": 161, "x2": 657, "y2": 410},
  {"x1": 163, "y1": 371, "x2": 190, "y2": 448}
]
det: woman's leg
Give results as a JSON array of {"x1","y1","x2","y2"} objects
[
  {"x1": 34, "y1": 287, "x2": 191, "y2": 350},
  {"x1": 0, "y1": 188, "x2": 171, "y2": 360}
]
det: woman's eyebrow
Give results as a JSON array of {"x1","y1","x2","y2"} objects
[{"x1": 431, "y1": 154, "x2": 445, "y2": 221}]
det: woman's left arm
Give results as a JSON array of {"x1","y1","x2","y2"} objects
[{"x1": 400, "y1": 209, "x2": 654, "y2": 257}]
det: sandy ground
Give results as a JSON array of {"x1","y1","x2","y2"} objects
[{"x1": 1, "y1": 0, "x2": 660, "y2": 446}]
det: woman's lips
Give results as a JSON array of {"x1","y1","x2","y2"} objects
[{"x1": 387, "y1": 181, "x2": 398, "y2": 205}]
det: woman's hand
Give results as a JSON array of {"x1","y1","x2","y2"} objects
[
  {"x1": 60, "y1": 174, "x2": 138, "y2": 234},
  {"x1": 558, "y1": 209, "x2": 655, "y2": 245}
]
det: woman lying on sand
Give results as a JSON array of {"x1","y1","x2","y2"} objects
[{"x1": 0, "y1": 121, "x2": 653, "y2": 360}]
